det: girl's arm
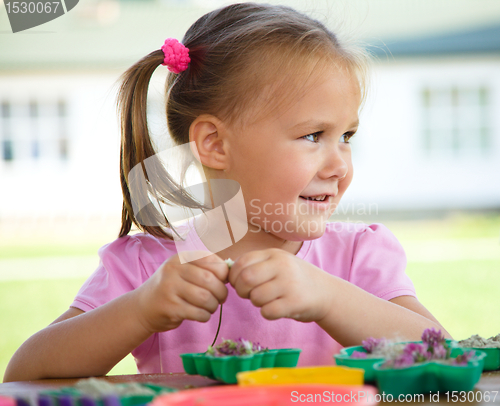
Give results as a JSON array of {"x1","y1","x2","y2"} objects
[
  {"x1": 3, "y1": 290, "x2": 153, "y2": 382},
  {"x1": 229, "y1": 248, "x2": 451, "y2": 347},
  {"x1": 3, "y1": 253, "x2": 229, "y2": 382},
  {"x1": 315, "y1": 276, "x2": 452, "y2": 346},
  {"x1": 389, "y1": 295, "x2": 447, "y2": 329}
]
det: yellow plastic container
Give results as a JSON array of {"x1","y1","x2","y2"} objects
[{"x1": 237, "y1": 365, "x2": 364, "y2": 386}]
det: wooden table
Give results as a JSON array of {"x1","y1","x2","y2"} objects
[
  {"x1": 0, "y1": 373, "x2": 220, "y2": 396},
  {"x1": 1, "y1": 371, "x2": 499, "y2": 405}
]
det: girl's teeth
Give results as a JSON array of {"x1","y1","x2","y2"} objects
[{"x1": 306, "y1": 195, "x2": 326, "y2": 201}]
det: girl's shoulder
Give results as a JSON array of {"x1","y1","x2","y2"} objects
[
  {"x1": 316, "y1": 222, "x2": 413, "y2": 299},
  {"x1": 72, "y1": 233, "x2": 178, "y2": 311},
  {"x1": 97, "y1": 232, "x2": 177, "y2": 267},
  {"x1": 319, "y1": 221, "x2": 403, "y2": 254},
  {"x1": 98, "y1": 232, "x2": 175, "y2": 251},
  {"x1": 323, "y1": 221, "x2": 396, "y2": 240}
]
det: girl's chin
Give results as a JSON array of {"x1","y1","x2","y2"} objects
[{"x1": 265, "y1": 219, "x2": 328, "y2": 241}]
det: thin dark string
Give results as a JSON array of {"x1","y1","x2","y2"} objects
[
  {"x1": 210, "y1": 257, "x2": 232, "y2": 348},
  {"x1": 211, "y1": 303, "x2": 223, "y2": 347}
]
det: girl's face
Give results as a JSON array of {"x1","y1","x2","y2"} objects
[{"x1": 224, "y1": 65, "x2": 361, "y2": 241}]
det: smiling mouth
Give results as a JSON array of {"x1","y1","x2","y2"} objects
[{"x1": 299, "y1": 195, "x2": 329, "y2": 202}]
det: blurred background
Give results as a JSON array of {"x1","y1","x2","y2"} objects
[{"x1": 0, "y1": 0, "x2": 499, "y2": 377}]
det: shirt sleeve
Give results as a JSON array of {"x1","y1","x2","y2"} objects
[
  {"x1": 70, "y1": 235, "x2": 148, "y2": 312},
  {"x1": 348, "y1": 223, "x2": 417, "y2": 301}
]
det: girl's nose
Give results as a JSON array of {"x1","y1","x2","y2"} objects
[{"x1": 318, "y1": 143, "x2": 349, "y2": 180}]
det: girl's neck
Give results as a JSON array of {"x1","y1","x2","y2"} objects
[
  {"x1": 194, "y1": 215, "x2": 303, "y2": 261},
  {"x1": 218, "y1": 228, "x2": 304, "y2": 260}
]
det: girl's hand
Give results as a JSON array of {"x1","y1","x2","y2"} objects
[
  {"x1": 133, "y1": 252, "x2": 229, "y2": 334},
  {"x1": 228, "y1": 248, "x2": 333, "y2": 323}
]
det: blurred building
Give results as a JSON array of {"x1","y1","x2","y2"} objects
[
  {"x1": 0, "y1": 0, "x2": 200, "y2": 220},
  {"x1": 340, "y1": 23, "x2": 500, "y2": 218},
  {"x1": 0, "y1": 0, "x2": 499, "y2": 220}
]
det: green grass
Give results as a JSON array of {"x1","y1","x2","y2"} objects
[
  {"x1": 0, "y1": 244, "x2": 102, "y2": 259},
  {"x1": 1, "y1": 212, "x2": 499, "y2": 381},
  {"x1": 385, "y1": 211, "x2": 500, "y2": 241},
  {"x1": 406, "y1": 259, "x2": 500, "y2": 340},
  {"x1": 0, "y1": 279, "x2": 136, "y2": 381}
]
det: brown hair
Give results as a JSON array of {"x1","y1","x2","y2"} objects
[{"x1": 117, "y1": 2, "x2": 369, "y2": 239}]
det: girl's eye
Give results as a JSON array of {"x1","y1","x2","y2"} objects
[
  {"x1": 341, "y1": 131, "x2": 356, "y2": 144},
  {"x1": 302, "y1": 132, "x2": 322, "y2": 143}
]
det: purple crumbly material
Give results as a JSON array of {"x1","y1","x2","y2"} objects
[
  {"x1": 452, "y1": 351, "x2": 478, "y2": 365},
  {"x1": 362, "y1": 337, "x2": 387, "y2": 353},
  {"x1": 363, "y1": 328, "x2": 471, "y2": 369},
  {"x1": 207, "y1": 338, "x2": 267, "y2": 356},
  {"x1": 422, "y1": 327, "x2": 446, "y2": 347},
  {"x1": 350, "y1": 351, "x2": 368, "y2": 359},
  {"x1": 403, "y1": 342, "x2": 432, "y2": 363}
]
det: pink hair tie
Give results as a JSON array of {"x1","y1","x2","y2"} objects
[{"x1": 161, "y1": 38, "x2": 190, "y2": 74}]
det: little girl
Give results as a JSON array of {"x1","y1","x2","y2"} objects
[{"x1": 4, "y1": 2, "x2": 451, "y2": 381}]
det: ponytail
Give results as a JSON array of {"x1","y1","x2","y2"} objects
[
  {"x1": 116, "y1": 50, "x2": 208, "y2": 239},
  {"x1": 117, "y1": 51, "x2": 161, "y2": 238}
]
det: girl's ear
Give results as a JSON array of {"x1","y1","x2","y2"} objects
[{"x1": 189, "y1": 114, "x2": 228, "y2": 171}]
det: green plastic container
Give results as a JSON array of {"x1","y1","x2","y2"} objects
[
  {"x1": 180, "y1": 352, "x2": 202, "y2": 375},
  {"x1": 449, "y1": 341, "x2": 500, "y2": 371},
  {"x1": 211, "y1": 355, "x2": 254, "y2": 384},
  {"x1": 261, "y1": 349, "x2": 278, "y2": 368},
  {"x1": 40, "y1": 383, "x2": 176, "y2": 406},
  {"x1": 180, "y1": 348, "x2": 301, "y2": 384},
  {"x1": 474, "y1": 347, "x2": 500, "y2": 370},
  {"x1": 250, "y1": 352, "x2": 264, "y2": 369},
  {"x1": 373, "y1": 350, "x2": 486, "y2": 396},
  {"x1": 193, "y1": 353, "x2": 216, "y2": 379},
  {"x1": 273, "y1": 348, "x2": 302, "y2": 367},
  {"x1": 333, "y1": 346, "x2": 384, "y2": 382},
  {"x1": 449, "y1": 347, "x2": 485, "y2": 374}
]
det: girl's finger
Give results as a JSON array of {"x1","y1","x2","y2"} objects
[
  {"x1": 180, "y1": 264, "x2": 228, "y2": 304},
  {"x1": 260, "y1": 298, "x2": 290, "y2": 321},
  {"x1": 228, "y1": 250, "x2": 273, "y2": 287},
  {"x1": 232, "y1": 260, "x2": 277, "y2": 299},
  {"x1": 187, "y1": 252, "x2": 229, "y2": 282},
  {"x1": 247, "y1": 280, "x2": 282, "y2": 308},
  {"x1": 178, "y1": 282, "x2": 220, "y2": 314},
  {"x1": 175, "y1": 297, "x2": 213, "y2": 323}
]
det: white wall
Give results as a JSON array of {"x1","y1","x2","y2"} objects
[
  {"x1": 1, "y1": 58, "x2": 499, "y2": 220},
  {"x1": 0, "y1": 72, "x2": 123, "y2": 219},
  {"x1": 339, "y1": 56, "x2": 500, "y2": 215}
]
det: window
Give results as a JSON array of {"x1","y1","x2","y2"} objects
[
  {"x1": 421, "y1": 86, "x2": 491, "y2": 157},
  {"x1": 0, "y1": 99, "x2": 69, "y2": 164}
]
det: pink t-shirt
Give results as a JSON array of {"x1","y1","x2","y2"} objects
[{"x1": 71, "y1": 221, "x2": 416, "y2": 373}]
